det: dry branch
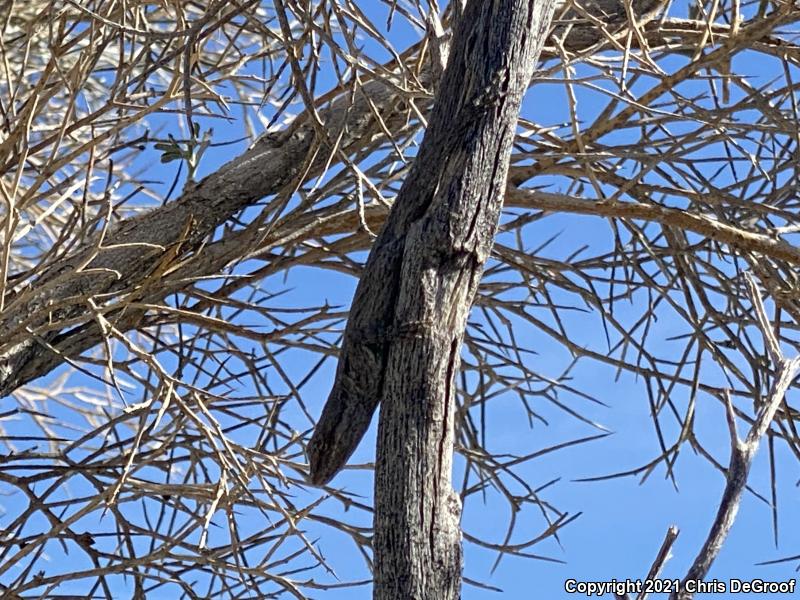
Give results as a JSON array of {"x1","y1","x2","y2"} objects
[
  {"x1": 0, "y1": 0, "x2": 675, "y2": 399},
  {"x1": 670, "y1": 274, "x2": 800, "y2": 599},
  {"x1": 1, "y1": 0, "x2": 800, "y2": 596}
]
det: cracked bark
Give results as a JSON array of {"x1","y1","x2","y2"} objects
[
  {"x1": 372, "y1": 0, "x2": 557, "y2": 595},
  {"x1": 307, "y1": 0, "x2": 666, "y2": 486},
  {"x1": 310, "y1": 0, "x2": 558, "y2": 597}
]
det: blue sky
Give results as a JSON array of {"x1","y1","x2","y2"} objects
[
  {"x1": 250, "y1": 3, "x2": 800, "y2": 597},
  {"x1": 329, "y1": 5, "x2": 797, "y2": 599},
  {"x1": 2, "y1": 1, "x2": 800, "y2": 598}
]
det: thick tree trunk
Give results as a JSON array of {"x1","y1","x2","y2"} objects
[
  {"x1": 307, "y1": 0, "x2": 668, "y2": 489},
  {"x1": 368, "y1": 1, "x2": 556, "y2": 598}
]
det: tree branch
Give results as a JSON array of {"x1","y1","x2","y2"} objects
[
  {"x1": 671, "y1": 273, "x2": 800, "y2": 599},
  {"x1": 0, "y1": 2, "x2": 782, "y2": 402}
]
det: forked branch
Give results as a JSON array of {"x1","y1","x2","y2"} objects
[{"x1": 670, "y1": 273, "x2": 800, "y2": 600}]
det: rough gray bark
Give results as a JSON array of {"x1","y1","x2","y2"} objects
[
  {"x1": 312, "y1": 0, "x2": 557, "y2": 597},
  {"x1": 372, "y1": 2, "x2": 558, "y2": 596},
  {"x1": 305, "y1": 0, "x2": 663, "y2": 485},
  {"x1": 372, "y1": 1, "x2": 557, "y2": 596}
]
